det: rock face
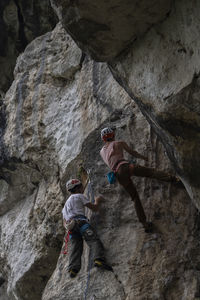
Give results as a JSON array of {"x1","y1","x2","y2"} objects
[
  {"x1": 51, "y1": 0, "x2": 172, "y2": 61},
  {"x1": 0, "y1": 23, "x2": 136, "y2": 299},
  {"x1": 1, "y1": 1, "x2": 200, "y2": 300},
  {"x1": 52, "y1": 0, "x2": 200, "y2": 211},
  {"x1": 0, "y1": 0, "x2": 57, "y2": 93},
  {"x1": 109, "y1": 0, "x2": 200, "y2": 210}
]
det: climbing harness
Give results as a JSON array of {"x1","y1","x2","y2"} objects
[
  {"x1": 80, "y1": 223, "x2": 90, "y2": 235},
  {"x1": 63, "y1": 216, "x2": 90, "y2": 254},
  {"x1": 106, "y1": 159, "x2": 128, "y2": 184},
  {"x1": 106, "y1": 159, "x2": 137, "y2": 184}
]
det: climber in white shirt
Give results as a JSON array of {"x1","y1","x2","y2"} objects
[{"x1": 62, "y1": 179, "x2": 112, "y2": 278}]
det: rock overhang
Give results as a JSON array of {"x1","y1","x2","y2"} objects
[{"x1": 51, "y1": 0, "x2": 172, "y2": 61}]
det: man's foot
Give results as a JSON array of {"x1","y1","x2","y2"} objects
[
  {"x1": 94, "y1": 259, "x2": 113, "y2": 271},
  {"x1": 170, "y1": 175, "x2": 179, "y2": 182},
  {"x1": 143, "y1": 222, "x2": 154, "y2": 233},
  {"x1": 170, "y1": 176, "x2": 184, "y2": 188},
  {"x1": 69, "y1": 269, "x2": 79, "y2": 278}
]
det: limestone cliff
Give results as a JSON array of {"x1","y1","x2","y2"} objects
[
  {"x1": 0, "y1": 1, "x2": 200, "y2": 300},
  {"x1": 0, "y1": 0, "x2": 57, "y2": 93},
  {"x1": 52, "y1": 0, "x2": 200, "y2": 210}
]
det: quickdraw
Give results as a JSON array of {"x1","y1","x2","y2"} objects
[{"x1": 62, "y1": 231, "x2": 70, "y2": 255}]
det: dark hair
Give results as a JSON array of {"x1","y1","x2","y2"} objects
[{"x1": 69, "y1": 184, "x2": 82, "y2": 193}]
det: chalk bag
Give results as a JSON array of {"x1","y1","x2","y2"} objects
[{"x1": 106, "y1": 171, "x2": 116, "y2": 184}]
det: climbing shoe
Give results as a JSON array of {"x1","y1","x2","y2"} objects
[
  {"x1": 94, "y1": 259, "x2": 113, "y2": 271},
  {"x1": 143, "y1": 222, "x2": 154, "y2": 233},
  {"x1": 171, "y1": 176, "x2": 184, "y2": 188},
  {"x1": 69, "y1": 269, "x2": 78, "y2": 278}
]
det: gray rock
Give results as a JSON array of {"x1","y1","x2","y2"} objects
[
  {"x1": 0, "y1": 9, "x2": 200, "y2": 300},
  {"x1": 109, "y1": 0, "x2": 200, "y2": 209},
  {"x1": 50, "y1": 0, "x2": 200, "y2": 210},
  {"x1": 0, "y1": 0, "x2": 57, "y2": 93},
  {"x1": 51, "y1": 0, "x2": 172, "y2": 61}
]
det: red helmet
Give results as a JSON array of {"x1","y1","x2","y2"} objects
[
  {"x1": 101, "y1": 127, "x2": 115, "y2": 142},
  {"x1": 66, "y1": 179, "x2": 81, "y2": 191}
]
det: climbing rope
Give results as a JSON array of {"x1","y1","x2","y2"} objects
[
  {"x1": 87, "y1": 179, "x2": 95, "y2": 204},
  {"x1": 83, "y1": 248, "x2": 94, "y2": 300},
  {"x1": 31, "y1": 34, "x2": 48, "y2": 142},
  {"x1": 83, "y1": 170, "x2": 97, "y2": 300}
]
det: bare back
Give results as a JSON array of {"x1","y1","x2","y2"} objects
[{"x1": 100, "y1": 141, "x2": 128, "y2": 171}]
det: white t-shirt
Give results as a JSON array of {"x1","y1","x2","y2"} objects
[{"x1": 62, "y1": 193, "x2": 90, "y2": 222}]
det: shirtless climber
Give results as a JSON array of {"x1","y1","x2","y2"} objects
[
  {"x1": 62, "y1": 179, "x2": 112, "y2": 278},
  {"x1": 100, "y1": 127, "x2": 180, "y2": 233}
]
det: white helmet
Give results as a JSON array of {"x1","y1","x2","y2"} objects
[
  {"x1": 66, "y1": 179, "x2": 82, "y2": 191},
  {"x1": 101, "y1": 127, "x2": 114, "y2": 141}
]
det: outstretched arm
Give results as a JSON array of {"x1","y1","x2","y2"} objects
[
  {"x1": 85, "y1": 196, "x2": 104, "y2": 212},
  {"x1": 122, "y1": 142, "x2": 148, "y2": 161}
]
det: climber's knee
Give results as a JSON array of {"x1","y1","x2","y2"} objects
[
  {"x1": 124, "y1": 181, "x2": 139, "y2": 200},
  {"x1": 129, "y1": 164, "x2": 135, "y2": 176}
]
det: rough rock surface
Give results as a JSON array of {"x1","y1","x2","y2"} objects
[
  {"x1": 1, "y1": 22, "x2": 200, "y2": 300},
  {"x1": 0, "y1": 0, "x2": 57, "y2": 93},
  {"x1": 51, "y1": 0, "x2": 172, "y2": 61},
  {"x1": 51, "y1": 0, "x2": 200, "y2": 211},
  {"x1": 109, "y1": 0, "x2": 200, "y2": 209}
]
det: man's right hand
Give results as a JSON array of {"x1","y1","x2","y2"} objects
[{"x1": 85, "y1": 196, "x2": 105, "y2": 212}]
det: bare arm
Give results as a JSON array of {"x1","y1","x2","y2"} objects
[
  {"x1": 85, "y1": 202, "x2": 99, "y2": 212},
  {"x1": 85, "y1": 196, "x2": 104, "y2": 212},
  {"x1": 122, "y1": 142, "x2": 148, "y2": 161}
]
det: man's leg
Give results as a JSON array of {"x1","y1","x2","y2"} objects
[
  {"x1": 82, "y1": 224, "x2": 112, "y2": 270},
  {"x1": 130, "y1": 164, "x2": 176, "y2": 182},
  {"x1": 117, "y1": 175, "x2": 147, "y2": 224},
  {"x1": 81, "y1": 224, "x2": 105, "y2": 261},
  {"x1": 116, "y1": 164, "x2": 153, "y2": 231},
  {"x1": 121, "y1": 179, "x2": 153, "y2": 232},
  {"x1": 68, "y1": 233, "x2": 83, "y2": 276}
]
